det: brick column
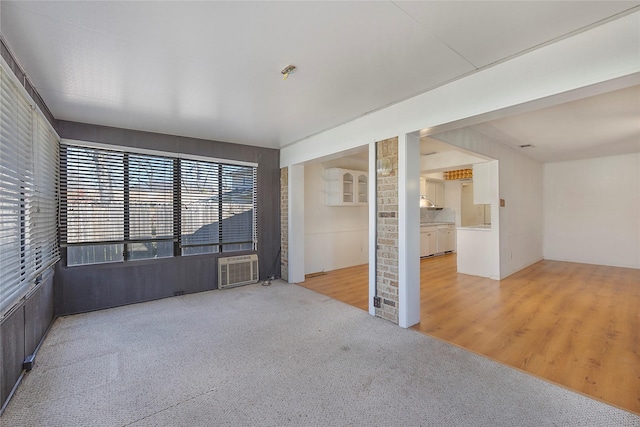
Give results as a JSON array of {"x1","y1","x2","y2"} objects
[
  {"x1": 375, "y1": 137, "x2": 399, "y2": 323},
  {"x1": 280, "y1": 167, "x2": 288, "y2": 282}
]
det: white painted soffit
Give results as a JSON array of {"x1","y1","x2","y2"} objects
[{"x1": 280, "y1": 11, "x2": 640, "y2": 167}]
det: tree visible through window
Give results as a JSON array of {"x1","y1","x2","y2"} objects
[
  {"x1": 127, "y1": 155, "x2": 174, "y2": 260},
  {"x1": 63, "y1": 147, "x2": 125, "y2": 265},
  {"x1": 180, "y1": 161, "x2": 256, "y2": 255}
]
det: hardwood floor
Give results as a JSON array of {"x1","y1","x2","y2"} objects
[
  {"x1": 300, "y1": 268, "x2": 369, "y2": 311},
  {"x1": 298, "y1": 254, "x2": 640, "y2": 414}
]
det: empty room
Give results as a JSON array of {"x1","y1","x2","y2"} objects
[{"x1": 1, "y1": 2, "x2": 639, "y2": 425}]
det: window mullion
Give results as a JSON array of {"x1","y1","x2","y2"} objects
[
  {"x1": 173, "y1": 158, "x2": 181, "y2": 257},
  {"x1": 123, "y1": 153, "x2": 130, "y2": 261},
  {"x1": 218, "y1": 165, "x2": 223, "y2": 253}
]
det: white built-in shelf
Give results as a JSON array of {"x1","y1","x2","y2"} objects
[{"x1": 325, "y1": 168, "x2": 368, "y2": 206}]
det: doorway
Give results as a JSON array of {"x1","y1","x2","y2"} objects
[{"x1": 298, "y1": 148, "x2": 370, "y2": 310}]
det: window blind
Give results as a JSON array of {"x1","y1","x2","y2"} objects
[
  {"x1": 0, "y1": 66, "x2": 60, "y2": 315},
  {"x1": 33, "y1": 115, "x2": 61, "y2": 274},
  {"x1": 60, "y1": 145, "x2": 124, "y2": 245},
  {"x1": 60, "y1": 144, "x2": 257, "y2": 264},
  {"x1": 220, "y1": 164, "x2": 256, "y2": 252},
  {"x1": 126, "y1": 154, "x2": 174, "y2": 260},
  {"x1": 180, "y1": 161, "x2": 257, "y2": 254},
  {"x1": 0, "y1": 68, "x2": 30, "y2": 313},
  {"x1": 60, "y1": 145, "x2": 177, "y2": 263},
  {"x1": 180, "y1": 160, "x2": 220, "y2": 254}
]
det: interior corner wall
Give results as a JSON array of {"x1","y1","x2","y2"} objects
[
  {"x1": 54, "y1": 121, "x2": 281, "y2": 315},
  {"x1": 543, "y1": 153, "x2": 640, "y2": 269},
  {"x1": 304, "y1": 163, "x2": 368, "y2": 274},
  {"x1": 434, "y1": 128, "x2": 544, "y2": 278}
]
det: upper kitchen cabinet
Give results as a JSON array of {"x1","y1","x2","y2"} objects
[
  {"x1": 421, "y1": 178, "x2": 445, "y2": 207},
  {"x1": 325, "y1": 168, "x2": 368, "y2": 206},
  {"x1": 357, "y1": 173, "x2": 368, "y2": 204}
]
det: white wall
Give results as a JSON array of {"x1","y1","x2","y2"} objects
[
  {"x1": 444, "y1": 180, "x2": 462, "y2": 226},
  {"x1": 544, "y1": 153, "x2": 640, "y2": 269},
  {"x1": 435, "y1": 129, "x2": 543, "y2": 278},
  {"x1": 288, "y1": 164, "x2": 306, "y2": 283},
  {"x1": 461, "y1": 183, "x2": 486, "y2": 227},
  {"x1": 304, "y1": 163, "x2": 368, "y2": 274}
]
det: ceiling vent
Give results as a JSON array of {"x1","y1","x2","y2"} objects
[{"x1": 281, "y1": 65, "x2": 296, "y2": 80}]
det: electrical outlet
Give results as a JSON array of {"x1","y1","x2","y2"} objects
[{"x1": 373, "y1": 296, "x2": 381, "y2": 308}]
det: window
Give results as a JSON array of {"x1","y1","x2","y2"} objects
[
  {"x1": 0, "y1": 66, "x2": 60, "y2": 314},
  {"x1": 180, "y1": 160, "x2": 220, "y2": 255},
  {"x1": 62, "y1": 146, "x2": 125, "y2": 265},
  {"x1": 180, "y1": 161, "x2": 257, "y2": 255},
  {"x1": 219, "y1": 164, "x2": 256, "y2": 252},
  {"x1": 60, "y1": 144, "x2": 257, "y2": 265},
  {"x1": 127, "y1": 154, "x2": 174, "y2": 260},
  {"x1": 61, "y1": 146, "x2": 176, "y2": 265}
]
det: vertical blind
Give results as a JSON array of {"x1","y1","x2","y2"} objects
[
  {"x1": 0, "y1": 66, "x2": 60, "y2": 315},
  {"x1": 61, "y1": 144, "x2": 257, "y2": 263}
]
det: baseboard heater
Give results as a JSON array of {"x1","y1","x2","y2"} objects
[{"x1": 218, "y1": 254, "x2": 259, "y2": 289}]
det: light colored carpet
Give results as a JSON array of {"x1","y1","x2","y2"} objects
[{"x1": 2, "y1": 281, "x2": 638, "y2": 426}]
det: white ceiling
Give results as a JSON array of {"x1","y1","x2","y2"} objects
[
  {"x1": 1, "y1": 1, "x2": 639, "y2": 159},
  {"x1": 420, "y1": 137, "x2": 489, "y2": 173},
  {"x1": 468, "y1": 85, "x2": 640, "y2": 163}
]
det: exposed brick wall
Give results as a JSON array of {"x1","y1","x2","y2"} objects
[
  {"x1": 280, "y1": 167, "x2": 289, "y2": 282},
  {"x1": 375, "y1": 137, "x2": 399, "y2": 323}
]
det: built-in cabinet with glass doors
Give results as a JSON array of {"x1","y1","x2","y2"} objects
[{"x1": 325, "y1": 168, "x2": 368, "y2": 206}]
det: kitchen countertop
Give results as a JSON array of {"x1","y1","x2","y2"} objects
[
  {"x1": 420, "y1": 222, "x2": 454, "y2": 227},
  {"x1": 458, "y1": 224, "x2": 492, "y2": 231}
]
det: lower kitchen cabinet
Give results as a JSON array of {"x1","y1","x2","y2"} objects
[
  {"x1": 437, "y1": 224, "x2": 456, "y2": 253},
  {"x1": 421, "y1": 224, "x2": 455, "y2": 257},
  {"x1": 420, "y1": 226, "x2": 437, "y2": 257}
]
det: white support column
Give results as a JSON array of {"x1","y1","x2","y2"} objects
[
  {"x1": 368, "y1": 140, "x2": 377, "y2": 316},
  {"x1": 288, "y1": 164, "x2": 305, "y2": 283},
  {"x1": 398, "y1": 133, "x2": 421, "y2": 328},
  {"x1": 489, "y1": 160, "x2": 501, "y2": 280}
]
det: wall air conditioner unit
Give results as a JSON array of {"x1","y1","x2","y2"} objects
[{"x1": 218, "y1": 254, "x2": 259, "y2": 289}]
